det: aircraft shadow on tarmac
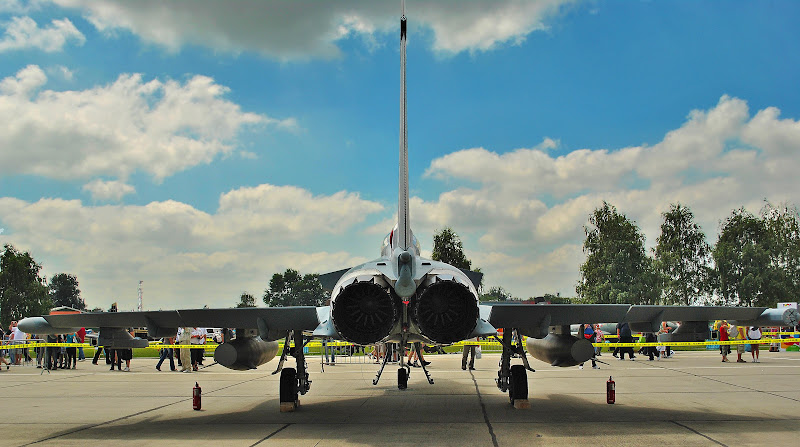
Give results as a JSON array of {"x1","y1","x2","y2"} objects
[{"x1": 28, "y1": 378, "x2": 798, "y2": 444}]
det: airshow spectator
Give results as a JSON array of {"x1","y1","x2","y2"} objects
[
  {"x1": 719, "y1": 320, "x2": 730, "y2": 362},
  {"x1": 117, "y1": 328, "x2": 134, "y2": 372},
  {"x1": 659, "y1": 322, "x2": 673, "y2": 358},
  {"x1": 644, "y1": 332, "x2": 658, "y2": 361},
  {"x1": 579, "y1": 324, "x2": 600, "y2": 369},
  {"x1": 748, "y1": 326, "x2": 762, "y2": 363},
  {"x1": 65, "y1": 332, "x2": 77, "y2": 369},
  {"x1": 594, "y1": 324, "x2": 604, "y2": 357},
  {"x1": 77, "y1": 327, "x2": 86, "y2": 361},
  {"x1": 190, "y1": 327, "x2": 204, "y2": 371},
  {"x1": 156, "y1": 336, "x2": 176, "y2": 372},
  {"x1": 616, "y1": 322, "x2": 635, "y2": 361},
  {"x1": 177, "y1": 327, "x2": 192, "y2": 373},
  {"x1": 462, "y1": 337, "x2": 479, "y2": 370},
  {"x1": 734, "y1": 325, "x2": 747, "y2": 363},
  {"x1": 11, "y1": 321, "x2": 27, "y2": 365}
]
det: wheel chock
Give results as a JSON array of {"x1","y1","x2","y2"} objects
[{"x1": 513, "y1": 399, "x2": 530, "y2": 409}]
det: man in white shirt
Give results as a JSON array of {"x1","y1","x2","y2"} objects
[
  {"x1": 190, "y1": 327, "x2": 204, "y2": 371},
  {"x1": 11, "y1": 321, "x2": 28, "y2": 365}
]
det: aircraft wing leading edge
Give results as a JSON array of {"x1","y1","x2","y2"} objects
[{"x1": 39, "y1": 306, "x2": 322, "y2": 336}]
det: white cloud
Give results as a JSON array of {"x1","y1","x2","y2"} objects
[
  {"x1": 51, "y1": 0, "x2": 575, "y2": 59},
  {"x1": 0, "y1": 16, "x2": 85, "y2": 52},
  {"x1": 417, "y1": 96, "x2": 800, "y2": 297},
  {"x1": 82, "y1": 179, "x2": 135, "y2": 201},
  {"x1": 46, "y1": 64, "x2": 73, "y2": 80},
  {"x1": 0, "y1": 183, "x2": 383, "y2": 309},
  {"x1": 0, "y1": 65, "x2": 295, "y2": 181}
]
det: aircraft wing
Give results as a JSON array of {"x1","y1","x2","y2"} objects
[
  {"x1": 483, "y1": 303, "x2": 769, "y2": 337},
  {"x1": 36, "y1": 306, "x2": 322, "y2": 337}
]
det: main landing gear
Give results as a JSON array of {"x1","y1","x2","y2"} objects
[
  {"x1": 278, "y1": 331, "x2": 311, "y2": 412},
  {"x1": 495, "y1": 328, "x2": 534, "y2": 409}
]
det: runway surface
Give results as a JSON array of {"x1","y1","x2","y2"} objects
[{"x1": 1, "y1": 350, "x2": 798, "y2": 446}]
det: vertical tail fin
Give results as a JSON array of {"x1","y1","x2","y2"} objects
[{"x1": 397, "y1": 8, "x2": 410, "y2": 250}]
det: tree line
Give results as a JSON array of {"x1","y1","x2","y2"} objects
[
  {"x1": 0, "y1": 244, "x2": 85, "y2": 329},
  {"x1": 576, "y1": 201, "x2": 800, "y2": 307}
]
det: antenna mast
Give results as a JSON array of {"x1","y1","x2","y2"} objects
[{"x1": 137, "y1": 280, "x2": 143, "y2": 312}]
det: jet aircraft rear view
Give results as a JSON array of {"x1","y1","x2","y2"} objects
[{"x1": 18, "y1": 8, "x2": 800, "y2": 412}]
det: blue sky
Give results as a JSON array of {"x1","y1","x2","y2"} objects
[{"x1": 1, "y1": 1, "x2": 799, "y2": 310}]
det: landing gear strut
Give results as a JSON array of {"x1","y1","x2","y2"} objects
[
  {"x1": 280, "y1": 330, "x2": 311, "y2": 412},
  {"x1": 496, "y1": 328, "x2": 531, "y2": 409}
]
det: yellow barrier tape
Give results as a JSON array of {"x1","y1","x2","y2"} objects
[
  {"x1": 4, "y1": 337, "x2": 797, "y2": 351},
  {"x1": 592, "y1": 338, "x2": 792, "y2": 347}
]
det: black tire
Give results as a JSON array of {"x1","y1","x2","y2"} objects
[
  {"x1": 280, "y1": 368, "x2": 298, "y2": 403},
  {"x1": 398, "y1": 367, "x2": 408, "y2": 390},
  {"x1": 509, "y1": 365, "x2": 528, "y2": 404}
]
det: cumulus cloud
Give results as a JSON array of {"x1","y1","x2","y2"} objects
[
  {"x1": 50, "y1": 0, "x2": 574, "y2": 59},
  {"x1": 0, "y1": 65, "x2": 296, "y2": 181},
  {"x1": 0, "y1": 183, "x2": 383, "y2": 309},
  {"x1": 417, "y1": 96, "x2": 800, "y2": 297},
  {"x1": 0, "y1": 16, "x2": 85, "y2": 52},
  {"x1": 82, "y1": 179, "x2": 135, "y2": 201}
]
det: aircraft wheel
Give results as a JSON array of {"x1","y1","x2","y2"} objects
[
  {"x1": 398, "y1": 367, "x2": 408, "y2": 390},
  {"x1": 508, "y1": 365, "x2": 528, "y2": 404},
  {"x1": 280, "y1": 367, "x2": 298, "y2": 407}
]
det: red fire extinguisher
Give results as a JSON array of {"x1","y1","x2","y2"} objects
[
  {"x1": 193, "y1": 382, "x2": 202, "y2": 410},
  {"x1": 606, "y1": 376, "x2": 615, "y2": 404}
]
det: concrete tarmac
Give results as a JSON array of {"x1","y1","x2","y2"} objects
[{"x1": 1, "y1": 350, "x2": 798, "y2": 446}]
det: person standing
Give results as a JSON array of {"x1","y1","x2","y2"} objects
[
  {"x1": 190, "y1": 327, "x2": 203, "y2": 371},
  {"x1": 733, "y1": 325, "x2": 747, "y2": 363},
  {"x1": 594, "y1": 324, "x2": 604, "y2": 357},
  {"x1": 322, "y1": 338, "x2": 336, "y2": 365},
  {"x1": 462, "y1": 337, "x2": 478, "y2": 370},
  {"x1": 177, "y1": 327, "x2": 192, "y2": 373},
  {"x1": 579, "y1": 324, "x2": 599, "y2": 369},
  {"x1": 616, "y1": 322, "x2": 635, "y2": 361},
  {"x1": 719, "y1": 320, "x2": 730, "y2": 362},
  {"x1": 748, "y1": 326, "x2": 762, "y2": 363},
  {"x1": 76, "y1": 327, "x2": 86, "y2": 361},
  {"x1": 659, "y1": 321, "x2": 673, "y2": 358},
  {"x1": 65, "y1": 332, "x2": 77, "y2": 369},
  {"x1": 11, "y1": 321, "x2": 27, "y2": 365}
]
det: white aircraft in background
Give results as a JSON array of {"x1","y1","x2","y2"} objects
[{"x1": 20, "y1": 10, "x2": 799, "y2": 412}]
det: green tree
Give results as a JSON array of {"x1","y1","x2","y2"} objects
[
  {"x1": 263, "y1": 269, "x2": 325, "y2": 307},
  {"x1": 576, "y1": 202, "x2": 660, "y2": 304},
  {"x1": 760, "y1": 202, "x2": 800, "y2": 304},
  {"x1": 49, "y1": 273, "x2": 85, "y2": 310},
  {"x1": 0, "y1": 244, "x2": 52, "y2": 329},
  {"x1": 236, "y1": 292, "x2": 256, "y2": 308},
  {"x1": 431, "y1": 227, "x2": 472, "y2": 270},
  {"x1": 712, "y1": 208, "x2": 771, "y2": 306},
  {"x1": 479, "y1": 286, "x2": 512, "y2": 302},
  {"x1": 653, "y1": 204, "x2": 712, "y2": 305}
]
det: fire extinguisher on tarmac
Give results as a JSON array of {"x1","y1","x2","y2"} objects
[
  {"x1": 606, "y1": 376, "x2": 615, "y2": 404},
  {"x1": 193, "y1": 382, "x2": 202, "y2": 410}
]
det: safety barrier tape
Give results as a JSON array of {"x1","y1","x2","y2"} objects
[{"x1": 4, "y1": 338, "x2": 798, "y2": 350}]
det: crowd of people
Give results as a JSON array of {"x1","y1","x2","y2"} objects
[{"x1": 1, "y1": 320, "x2": 796, "y2": 373}]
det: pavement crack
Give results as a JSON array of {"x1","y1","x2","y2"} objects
[
  {"x1": 250, "y1": 423, "x2": 292, "y2": 446},
  {"x1": 644, "y1": 360, "x2": 800, "y2": 403},
  {"x1": 19, "y1": 374, "x2": 268, "y2": 447},
  {"x1": 469, "y1": 370, "x2": 499, "y2": 447},
  {"x1": 671, "y1": 420, "x2": 728, "y2": 446}
]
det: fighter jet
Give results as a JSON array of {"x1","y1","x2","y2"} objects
[{"x1": 19, "y1": 10, "x2": 800, "y2": 412}]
